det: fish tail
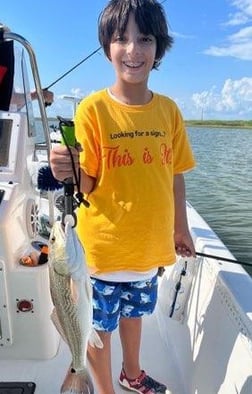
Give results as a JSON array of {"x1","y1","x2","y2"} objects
[{"x1": 61, "y1": 366, "x2": 94, "y2": 394}]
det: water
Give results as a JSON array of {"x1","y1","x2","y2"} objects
[
  {"x1": 185, "y1": 127, "x2": 252, "y2": 272},
  {"x1": 36, "y1": 121, "x2": 252, "y2": 271}
]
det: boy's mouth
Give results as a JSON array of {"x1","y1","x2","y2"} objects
[{"x1": 123, "y1": 61, "x2": 144, "y2": 69}]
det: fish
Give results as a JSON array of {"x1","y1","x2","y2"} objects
[{"x1": 48, "y1": 219, "x2": 103, "y2": 394}]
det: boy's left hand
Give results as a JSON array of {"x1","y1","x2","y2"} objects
[{"x1": 174, "y1": 231, "x2": 196, "y2": 258}]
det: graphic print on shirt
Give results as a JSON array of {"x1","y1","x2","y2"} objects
[{"x1": 102, "y1": 129, "x2": 172, "y2": 170}]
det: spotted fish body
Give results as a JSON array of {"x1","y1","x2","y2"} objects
[{"x1": 48, "y1": 220, "x2": 101, "y2": 394}]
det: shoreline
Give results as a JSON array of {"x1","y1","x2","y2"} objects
[{"x1": 185, "y1": 120, "x2": 252, "y2": 129}]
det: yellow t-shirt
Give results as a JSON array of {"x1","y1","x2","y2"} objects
[{"x1": 75, "y1": 89, "x2": 195, "y2": 274}]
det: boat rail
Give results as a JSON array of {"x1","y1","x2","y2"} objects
[{"x1": 3, "y1": 30, "x2": 51, "y2": 159}]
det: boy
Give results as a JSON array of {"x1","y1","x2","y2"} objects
[{"x1": 50, "y1": 1, "x2": 196, "y2": 393}]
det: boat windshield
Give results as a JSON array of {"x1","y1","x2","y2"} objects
[{"x1": 10, "y1": 45, "x2": 36, "y2": 137}]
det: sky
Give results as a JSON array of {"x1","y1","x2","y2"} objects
[{"x1": 1, "y1": 0, "x2": 252, "y2": 120}]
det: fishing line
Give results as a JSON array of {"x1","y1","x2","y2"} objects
[{"x1": 196, "y1": 252, "x2": 251, "y2": 267}]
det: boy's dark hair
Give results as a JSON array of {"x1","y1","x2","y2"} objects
[{"x1": 98, "y1": 0, "x2": 174, "y2": 69}]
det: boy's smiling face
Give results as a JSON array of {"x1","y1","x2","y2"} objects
[{"x1": 109, "y1": 13, "x2": 157, "y2": 87}]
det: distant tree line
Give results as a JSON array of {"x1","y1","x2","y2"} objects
[{"x1": 185, "y1": 120, "x2": 252, "y2": 129}]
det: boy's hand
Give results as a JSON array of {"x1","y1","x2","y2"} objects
[
  {"x1": 174, "y1": 231, "x2": 196, "y2": 258},
  {"x1": 50, "y1": 144, "x2": 81, "y2": 181}
]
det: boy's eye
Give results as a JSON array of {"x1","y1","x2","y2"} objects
[
  {"x1": 141, "y1": 36, "x2": 154, "y2": 43},
  {"x1": 113, "y1": 35, "x2": 125, "y2": 42}
]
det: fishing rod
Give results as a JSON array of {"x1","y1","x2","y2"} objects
[
  {"x1": 196, "y1": 252, "x2": 251, "y2": 267},
  {"x1": 45, "y1": 46, "x2": 101, "y2": 90},
  {"x1": 169, "y1": 251, "x2": 251, "y2": 318}
]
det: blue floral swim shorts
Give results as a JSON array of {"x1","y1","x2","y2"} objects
[{"x1": 91, "y1": 275, "x2": 158, "y2": 332}]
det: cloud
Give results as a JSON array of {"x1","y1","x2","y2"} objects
[
  {"x1": 226, "y1": 0, "x2": 252, "y2": 25},
  {"x1": 204, "y1": 26, "x2": 252, "y2": 60},
  {"x1": 191, "y1": 77, "x2": 252, "y2": 118},
  {"x1": 171, "y1": 31, "x2": 195, "y2": 39},
  {"x1": 204, "y1": 0, "x2": 252, "y2": 60},
  {"x1": 70, "y1": 87, "x2": 84, "y2": 98}
]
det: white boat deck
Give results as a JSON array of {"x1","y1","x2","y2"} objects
[{"x1": 0, "y1": 307, "x2": 182, "y2": 394}]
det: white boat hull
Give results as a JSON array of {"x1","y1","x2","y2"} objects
[{"x1": 157, "y1": 202, "x2": 252, "y2": 394}]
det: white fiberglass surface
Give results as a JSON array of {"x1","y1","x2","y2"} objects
[{"x1": 0, "y1": 306, "x2": 182, "y2": 394}]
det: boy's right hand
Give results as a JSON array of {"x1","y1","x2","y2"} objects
[{"x1": 50, "y1": 144, "x2": 81, "y2": 182}]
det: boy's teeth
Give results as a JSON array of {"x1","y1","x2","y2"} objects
[{"x1": 125, "y1": 62, "x2": 141, "y2": 67}]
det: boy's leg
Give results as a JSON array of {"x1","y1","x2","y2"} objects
[
  {"x1": 118, "y1": 277, "x2": 168, "y2": 393},
  {"x1": 119, "y1": 275, "x2": 158, "y2": 379},
  {"x1": 88, "y1": 330, "x2": 115, "y2": 394},
  {"x1": 89, "y1": 278, "x2": 123, "y2": 393},
  {"x1": 119, "y1": 316, "x2": 142, "y2": 379}
]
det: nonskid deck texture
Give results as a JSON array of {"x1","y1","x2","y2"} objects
[{"x1": 0, "y1": 309, "x2": 182, "y2": 394}]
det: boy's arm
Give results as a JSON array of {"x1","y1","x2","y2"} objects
[{"x1": 173, "y1": 173, "x2": 195, "y2": 257}]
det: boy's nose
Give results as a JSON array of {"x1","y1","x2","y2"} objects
[{"x1": 126, "y1": 40, "x2": 140, "y2": 54}]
